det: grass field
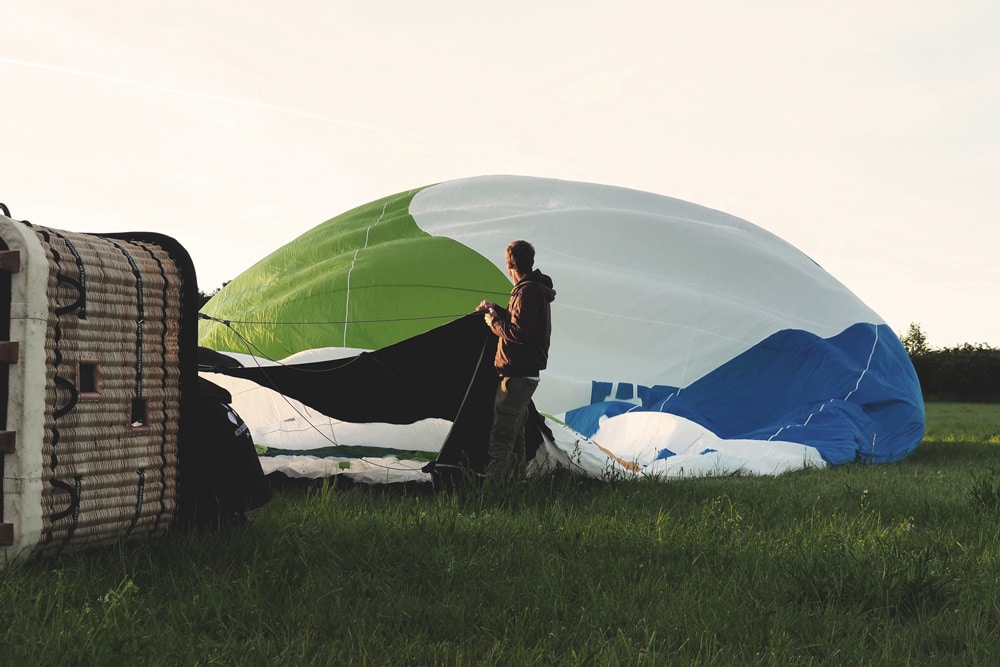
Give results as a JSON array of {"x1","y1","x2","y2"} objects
[{"x1": 2, "y1": 402, "x2": 999, "y2": 665}]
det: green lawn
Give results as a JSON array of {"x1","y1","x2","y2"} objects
[
  {"x1": 2, "y1": 403, "x2": 999, "y2": 665},
  {"x1": 923, "y1": 401, "x2": 1000, "y2": 444}
]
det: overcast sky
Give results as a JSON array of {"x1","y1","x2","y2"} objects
[{"x1": 2, "y1": 1, "x2": 997, "y2": 348}]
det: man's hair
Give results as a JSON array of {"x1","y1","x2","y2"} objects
[{"x1": 506, "y1": 240, "x2": 535, "y2": 273}]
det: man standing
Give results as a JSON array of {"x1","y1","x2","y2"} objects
[{"x1": 477, "y1": 240, "x2": 556, "y2": 486}]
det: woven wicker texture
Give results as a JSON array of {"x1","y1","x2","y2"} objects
[{"x1": 31, "y1": 228, "x2": 182, "y2": 556}]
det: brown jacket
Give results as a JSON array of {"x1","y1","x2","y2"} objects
[{"x1": 489, "y1": 269, "x2": 556, "y2": 377}]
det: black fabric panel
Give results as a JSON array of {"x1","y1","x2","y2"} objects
[
  {"x1": 214, "y1": 313, "x2": 494, "y2": 424},
  {"x1": 205, "y1": 313, "x2": 551, "y2": 476},
  {"x1": 177, "y1": 377, "x2": 271, "y2": 527},
  {"x1": 432, "y1": 336, "x2": 499, "y2": 472}
]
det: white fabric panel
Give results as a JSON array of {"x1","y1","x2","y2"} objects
[
  {"x1": 203, "y1": 371, "x2": 450, "y2": 453},
  {"x1": 410, "y1": 175, "x2": 882, "y2": 413},
  {"x1": 259, "y1": 456, "x2": 431, "y2": 484},
  {"x1": 532, "y1": 413, "x2": 825, "y2": 480},
  {"x1": 589, "y1": 411, "x2": 827, "y2": 477}
]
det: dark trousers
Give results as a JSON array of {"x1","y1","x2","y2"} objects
[{"x1": 486, "y1": 376, "x2": 539, "y2": 485}]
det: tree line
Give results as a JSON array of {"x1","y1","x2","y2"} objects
[{"x1": 899, "y1": 323, "x2": 1000, "y2": 402}]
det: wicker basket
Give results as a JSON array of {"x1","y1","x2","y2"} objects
[{"x1": 1, "y1": 213, "x2": 198, "y2": 565}]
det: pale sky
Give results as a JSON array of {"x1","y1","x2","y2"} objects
[{"x1": 2, "y1": 1, "x2": 997, "y2": 348}]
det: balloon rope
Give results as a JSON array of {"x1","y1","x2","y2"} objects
[
  {"x1": 344, "y1": 199, "x2": 390, "y2": 346},
  {"x1": 198, "y1": 312, "x2": 472, "y2": 326}
]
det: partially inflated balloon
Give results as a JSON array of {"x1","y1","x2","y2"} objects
[{"x1": 200, "y1": 175, "x2": 923, "y2": 473}]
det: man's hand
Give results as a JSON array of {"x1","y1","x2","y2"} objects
[{"x1": 479, "y1": 300, "x2": 499, "y2": 326}]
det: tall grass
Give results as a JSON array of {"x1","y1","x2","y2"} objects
[{"x1": 2, "y1": 403, "x2": 999, "y2": 665}]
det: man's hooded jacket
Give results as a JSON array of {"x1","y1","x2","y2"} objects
[{"x1": 488, "y1": 269, "x2": 556, "y2": 377}]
